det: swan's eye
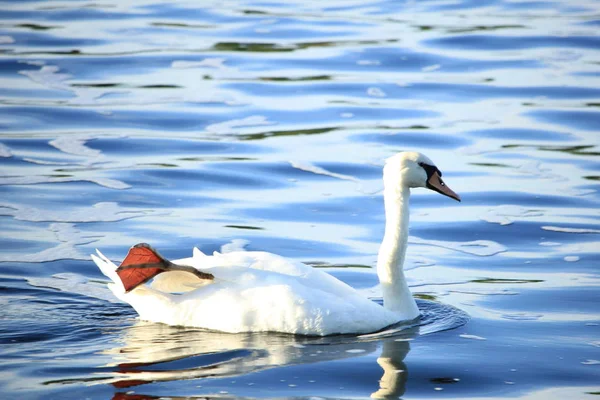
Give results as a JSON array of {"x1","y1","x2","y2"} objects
[{"x1": 440, "y1": 180, "x2": 445, "y2": 186}]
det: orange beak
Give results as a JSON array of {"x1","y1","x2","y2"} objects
[{"x1": 427, "y1": 171, "x2": 461, "y2": 202}]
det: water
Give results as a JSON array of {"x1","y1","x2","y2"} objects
[{"x1": 1, "y1": 0, "x2": 599, "y2": 398}]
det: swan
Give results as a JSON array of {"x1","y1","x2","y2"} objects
[{"x1": 92, "y1": 151, "x2": 460, "y2": 336}]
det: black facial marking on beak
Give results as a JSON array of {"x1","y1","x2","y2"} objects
[
  {"x1": 419, "y1": 162, "x2": 440, "y2": 179},
  {"x1": 419, "y1": 162, "x2": 461, "y2": 202}
]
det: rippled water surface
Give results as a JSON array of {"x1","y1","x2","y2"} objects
[{"x1": 1, "y1": 0, "x2": 599, "y2": 399}]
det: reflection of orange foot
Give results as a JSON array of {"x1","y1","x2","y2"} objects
[{"x1": 112, "y1": 392, "x2": 157, "y2": 400}]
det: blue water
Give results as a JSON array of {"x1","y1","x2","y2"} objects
[{"x1": 1, "y1": 0, "x2": 599, "y2": 399}]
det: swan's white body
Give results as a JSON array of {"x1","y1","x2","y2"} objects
[
  {"x1": 93, "y1": 249, "x2": 402, "y2": 335},
  {"x1": 92, "y1": 152, "x2": 460, "y2": 336}
]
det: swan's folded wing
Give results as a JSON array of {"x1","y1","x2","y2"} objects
[{"x1": 151, "y1": 270, "x2": 212, "y2": 293}]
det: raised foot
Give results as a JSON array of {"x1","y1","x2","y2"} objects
[{"x1": 117, "y1": 243, "x2": 213, "y2": 292}]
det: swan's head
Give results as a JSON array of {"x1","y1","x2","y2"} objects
[{"x1": 384, "y1": 152, "x2": 461, "y2": 201}]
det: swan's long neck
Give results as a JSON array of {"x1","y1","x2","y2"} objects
[{"x1": 376, "y1": 179, "x2": 420, "y2": 319}]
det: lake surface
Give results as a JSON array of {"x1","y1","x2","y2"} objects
[{"x1": 1, "y1": 0, "x2": 599, "y2": 399}]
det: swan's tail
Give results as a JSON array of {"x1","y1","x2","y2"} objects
[{"x1": 91, "y1": 249, "x2": 125, "y2": 294}]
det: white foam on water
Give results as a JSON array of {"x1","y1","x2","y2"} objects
[
  {"x1": 0, "y1": 242, "x2": 82, "y2": 263},
  {"x1": 21, "y1": 158, "x2": 72, "y2": 166},
  {"x1": 564, "y1": 256, "x2": 580, "y2": 262},
  {"x1": 0, "y1": 36, "x2": 14, "y2": 44},
  {"x1": 205, "y1": 115, "x2": 275, "y2": 134},
  {"x1": 422, "y1": 64, "x2": 441, "y2": 72},
  {"x1": 289, "y1": 161, "x2": 359, "y2": 183},
  {"x1": 539, "y1": 241, "x2": 561, "y2": 247},
  {"x1": 513, "y1": 162, "x2": 588, "y2": 197},
  {"x1": 27, "y1": 273, "x2": 119, "y2": 303},
  {"x1": 409, "y1": 236, "x2": 507, "y2": 257},
  {"x1": 480, "y1": 205, "x2": 544, "y2": 226},
  {"x1": 0, "y1": 143, "x2": 12, "y2": 158},
  {"x1": 289, "y1": 161, "x2": 381, "y2": 195},
  {"x1": 581, "y1": 360, "x2": 600, "y2": 365},
  {"x1": 0, "y1": 223, "x2": 99, "y2": 263},
  {"x1": 459, "y1": 334, "x2": 486, "y2": 340},
  {"x1": 185, "y1": 92, "x2": 241, "y2": 105},
  {"x1": 516, "y1": 161, "x2": 561, "y2": 180},
  {"x1": 172, "y1": 58, "x2": 229, "y2": 69},
  {"x1": 19, "y1": 60, "x2": 45, "y2": 66},
  {"x1": 50, "y1": 222, "x2": 100, "y2": 244},
  {"x1": 367, "y1": 87, "x2": 386, "y2": 97},
  {"x1": 19, "y1": 65, "x2": 70, "y2": 91},
  {"x1": 404, "y1": 256, "x2": 436, "y2": 271},
  {"x1": 87, "y1": 177, "x2": 130, "y2": 190},
  {"x1": 49, "y1": 136, "x2": 102, "y2": 158},
  {"x1": 357, "y1": 60, "x2": 380, "y2": 65},
  {"x1": 19, "y1": 64, "x2": 119, "y2": 105},
  {"x1": 0, "y1": 175, "x2": 130, "y2": 190},
  {"x1": 501, "y1": 313, "x2": 543, "y2": 321},
  {"x1": 457, "y1": 142, "x2": 499, "y2": 156},
  {"x1": 0, "y1": 201, "x2": 157, "y2": 223},
  {"x1": 542, "y1": 226, "x2": 600, "y2": 234}
]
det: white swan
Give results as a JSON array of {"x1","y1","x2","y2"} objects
[{"x1": 92, "y1": 151, "x2": 460, "y2": 336}]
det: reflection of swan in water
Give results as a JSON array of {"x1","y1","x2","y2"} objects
[
  {"x1": 371, "y1": 340, "x2": 411, "y2": 399},
  {"x1": 92, "y1": 152, "x2": 460, "y2": 335},
  {"x1": 101, "y1": 299, "x2": 468, "y2": 398},
  {"x1": 100, "y1": 320, "x2": 415, "y2": 397}
]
